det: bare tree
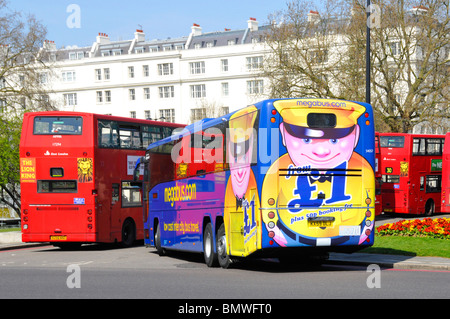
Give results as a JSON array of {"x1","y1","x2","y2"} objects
[
  {"x1": 0, "y1": 0, "x2": 56, "y2": 216},
  {"x1": 261, "y1": 0, "x2": 449, "y2": 133}
]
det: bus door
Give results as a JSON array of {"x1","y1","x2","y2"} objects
[
  {"x1": 228, "y1": 187, "x2": 259, "y2": 257},
  {"x1": 110, "y1": 183, "x2": 120, "y2": 241}
]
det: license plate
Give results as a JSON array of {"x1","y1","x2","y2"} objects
[
  {"x1": 50, "y1": 235, "x2": 67, "y2": 241},
  {"x1": 308, "y1": 220, "x2": 333, "y2": 227}
]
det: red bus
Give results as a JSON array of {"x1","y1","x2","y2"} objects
[
  {"x1": 20, "y1": 111, "x2": 183, "y2": 248},
  {"x1": 442, "y1": 132, "x2": 450, "y2": 213},
  {"x1": 378, "y1": 133, "x2": 445, "y2": 216}
]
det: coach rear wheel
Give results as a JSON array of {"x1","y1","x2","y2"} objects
[
  {"x1": 203, "y1": 223, "x2": 218, "y2": 267},
  {"x1": 217, "y1": 223, "x2": 231, "y2": 269}
]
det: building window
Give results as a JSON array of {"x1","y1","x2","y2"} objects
[
  {"x1": 221, "y1": 82, "x2": 229, "y2": 97},
  {"x1": 104, "y1": 68, "x2": 110, "y2": 80},
  {"x1": 39, "y1": 73, "x2": 48, "y2": 84},
  {"x1": 135, "y1": 47, "x2": 144, "y2": 54},
  {"x1": 96, "y1": 91, "x2": 103, "y2": 103},
  {"x1": 159, "y1": 109, "x2": 175, "y2": 123},
  {"x1": 190, "y1": 84, "x2": 206, "y2": 98},
  {"x1": 144, "y1": 110, "x2": 151, "y2": 119},
  {"x1": 247, "y1": 80, "x2": 264, "y2": 94},
  {"x1": 190, "y1": 61, "x2": 205, "y2": 74},
  {"x1": 143, "y1": 88, "x2": 150, "y2": 99},
  {"x1": 130, "y1": 111, "x2": 136, "y2": 119},
  {"x1": 62, "y1": 71, "x2": 76, "y2": 82},
  {"x1": 143, "y1": 65, "x2": 149, "y2": 77},
  {"x1": 389, "y1": 41, "x2": 401, "y2": 56},
  {"x1": 159, "y1": 86, "x2": 174, "y2": 98},
  {"x1": 128, "y1": 66, "x2": 135, "y2": 78},
  {"x1": 246, "y1": 56, "x2": 263, "y2": 71},
  {"x1": 69, "y1": 52, "x2": 84, "y2": 60},
  {"x1": 158, "y1": 63, "x2": 173, "y2": 76},
  {"x1": 63, "y1": 93, "x2": 77, "y2": 106},
  {"x1": 221, "y1": 59, "x2": 229, "y2": 72},
  {"x1": 105, "y1": 90, "x2": 111, "y2": 103},
  {"x1": 191, "y1": 108, "x2": 206, "y2": 122},
  {"x1": 129, "y1": 89, "x2": 136, "y2": 100},
  {"x1": 95, "y1": 69, "x2": 102, "y2": 81}
]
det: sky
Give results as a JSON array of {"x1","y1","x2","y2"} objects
[{"x1": 6, "y1": 0, "x2": 303, "y2": 48}]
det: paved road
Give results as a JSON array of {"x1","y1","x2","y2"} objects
[{"x1": 0, "y1": 243, "x2": 449, "y2": 300}]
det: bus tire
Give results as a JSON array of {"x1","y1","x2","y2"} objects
[
  {"x1": 121, "y1": 219, "x2": 136, "y2": 248},
  {"x1": 217, "y1": 223, "x2": 231, "y2": 269},
  {"x1": 425, "y1": 199, "x2": 435, "y2": 216},
  {"x1": 203, "y1": 223, "x2": 218, "y2": 267},
  {"x1": 155, "y1": 223, "x2": 166, "y2": 256}
]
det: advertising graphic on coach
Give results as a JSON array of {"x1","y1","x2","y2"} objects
[
  {"x1": 260, "y1": 99, "x2": 375, "y2": 249},
  {"x1": 144, "y1": 98, "x2": 375, "y2": 268}
]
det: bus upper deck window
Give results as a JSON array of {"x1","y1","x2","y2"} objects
[{"x1": 307, "y1": 113, "x2": 336, "y2": 128}]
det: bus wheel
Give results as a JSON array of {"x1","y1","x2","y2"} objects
[
  {"x1": 121, "y1": 219, "x2": 136, "y2": 248},
  {"x1": 203, "y1": 223, "x2": 218, "y2": 267},
  {"x1": 217, "y1": 223, "x2": 231, "y2": 269},
  {"x1": 425, "y1": 199, "x2": 435, "y2": 216},
  {"x1": 155, "y1": 223, "x2": 166, "y2": 256}
]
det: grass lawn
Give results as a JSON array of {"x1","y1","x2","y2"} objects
[
  {"x1": 361, "y1": 235, "x2": 450, "y2": 259},
  {"x1": 0, "y1": 227, "x2": 20, "y2": 233}
]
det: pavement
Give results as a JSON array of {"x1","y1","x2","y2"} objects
[{"x1": 1, "y1": 231, "x2": 449, "y2": 271}]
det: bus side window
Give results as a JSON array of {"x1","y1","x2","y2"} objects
[
  {"x1": 112, "y1": 183, "x2": 120, "y2": 203},
  {"x1": 99, "y1": 120, "x2": 119, "y2": 148},
  {"x1": 420, "y1": 176, "x2": 425, "y2": 191}
]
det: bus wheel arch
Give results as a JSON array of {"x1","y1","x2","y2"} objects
[
  {"x1": 424, "y1": 199, "x2": 435, "y2": 216},
  {"x1": 121, "y1": 218, "x2": 136, "y2": 247}
]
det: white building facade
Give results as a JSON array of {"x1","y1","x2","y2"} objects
[{"x1": 44, "y1": 18, "x2": 270, "y2": 124}]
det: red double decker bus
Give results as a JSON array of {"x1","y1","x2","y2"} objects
[
  {"x1": 378, "y1": 133, "x2": 445, "y2": 216},
  {"x1": 442, "y1": 132, "x2": 450, "y2": 213},
  {"x1": 20, "y1": 111, "x2": 183, "y2": 248}
]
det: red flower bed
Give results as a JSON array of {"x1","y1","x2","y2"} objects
[{"x1": 376, "y1": 218, "x2": 450, "y2": 240}]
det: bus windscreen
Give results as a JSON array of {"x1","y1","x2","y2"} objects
[{"x1": 33, "y1": 116, "x2": 83, "y2": 135}]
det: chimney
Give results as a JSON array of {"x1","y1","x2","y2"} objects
[
  {"x1": 410, "y1": 5, "x2": 429, "y2": 15},
  {"x1": 96, "y1": 32, "x2": 110, "y2": 45},
  {"x1": 248, "y1": 17, "x2": 258, "y2": 32},
  {"x1": 191, "y1": 23, "x2": 202, "y2": 36},
  {"x1": 135, "y1": 29, "x2": 145, "y2": 42},
  {"x1": 43, "y1": 40, "x2": 56, "y2": 51},
  {"x1": 307, "y1": 10, "x2": 320, "y2": 23}
]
